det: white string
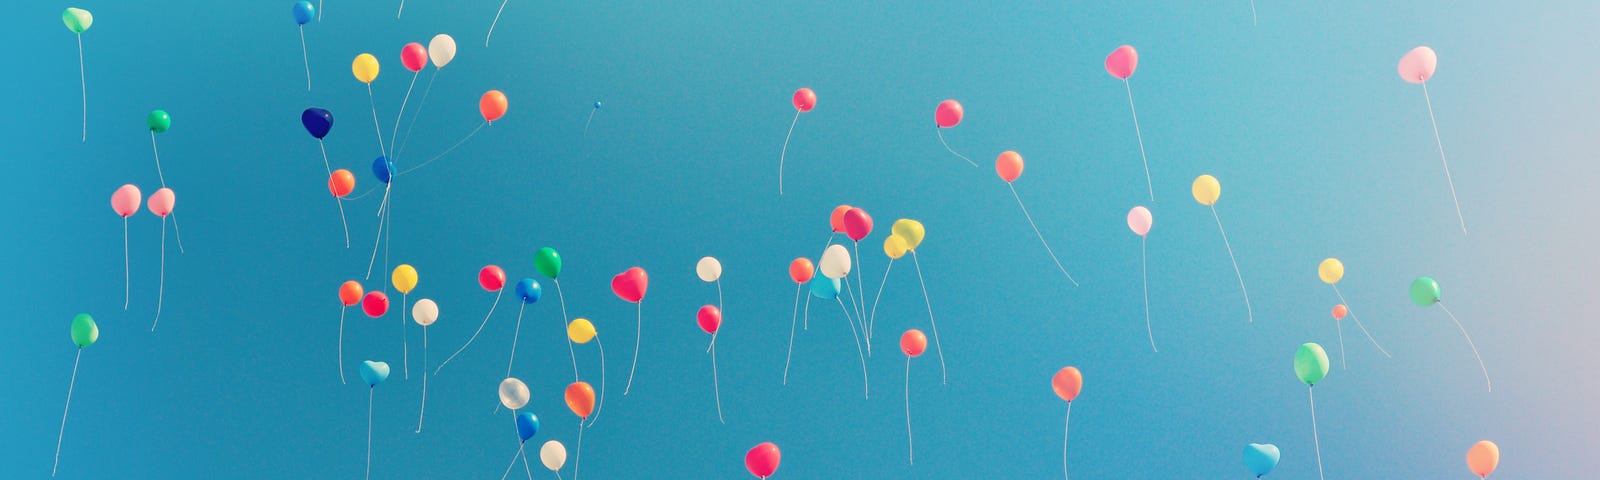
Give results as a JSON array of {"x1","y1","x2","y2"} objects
[
  {"x1": 1309, "y1": 387, "x2": 1324, "y2": 480},
  {"x1": 500, "y1": 443, "x2": 526, "y2": 480},
  {"x1": 837, "y1": 298, "x2": 869, "y2": 399},
  {"x1": 1123, "y1": 79, "x2": 1154, "y2": 202},
  {"x1": 364, "y1": 190, "x2": 388, "y2": 278},
  {"x1": 1249, "y1": 0, "x2": 1257, "y2": 25},
  {"x1": 397, "y1": 122, "x2": 485, "y2": 176},
  {"x1": 298, "y1": 27, "x2": 311, "y2": 91},
  {"x1": 777, "y1": 111, "x2": 799, "y2": 194},
  {"x1": 339, "y1": 307, "x2": 347, "y2": 384},
  {"x1": 1062, "y1": 402, "x2": 1072, "y2": 480},
  {"x1": 416, "y1": 326, "x2": 428, "y2": 432},
  {"x1": 935, "y1": 128, "x2": 977, "y2": 167},
  {"x1": 366, "y1": 388, "x2": 375, "y2": 480},
  {"x1": 401, "y1": 293, "x2": 409, "y2": 379},
  {"x1": 1422, "y1": 83, "x2": 1467, "y2": 235},
  {"x1": 396, "y1": 0, "x2": 405, "y2": 18},
  {"x1": 708, "y1": 280, "x2": 723, "y2": 353},
  {"x1": 1008, "y1": 183, "x2": 1079, "y2": 286},
  {"x1": 345, "y1": 186, "x2": 380, "y2": 201},
  {"x1": 151, "y1": 131, "x2": 167, "y2": 187},
  {"x1": 783, "y1": 285, "x2": 800, "y2": 385},
  {"x1": 1210, "y1": 206, "x2": 1253, "y2": 322},
  {"x1": 397, "y1": 69, "x2": 439, "y2": 156},
  {"x1": 1331, "y1": 286, "x2": 1392, "y2": 357},
  {"x1": 436, "y1": 289, "x2": 502, "y2": 375},
  {"x1": 1336, "y1": 320, "x2": 1346, "y2": 370},
  {"x1": 909, "y1": 252, "x2": 947, "y2": 384},
  {"x1": 507, "y1": 303, "x2": 526, "y2": 377},
  {"x1": 852, "y1": 242, "x2": 869, "y2": 346},
  {"x1": 624, "y1": 303, "x2": 642, "y2": 395},
  {"x1": 1438, "y1": 302, "x2": 1492, "y2": 392},
  {"x1": 367, "y1": 85, "x2": 387, "y2": 157},
  {"x1": 1142, "y1": 237, "x2": 1157, "y2": 352},
  {"x1": 868, "y1": 259, "x2": 894, "y2": 336},
  {"x1": 905, "y1": 357, "x2": 914, "y2": 465},
  {"x1": 152, "y1": 217, "x2": 166, "y2": 331},
  {"x1": 123, "y1": 218, "x2": 129, "y2": 309},
  {"x1": 486, "y1": 0, "x2": 510, "y2": 46},
  {"x1": 389, "y1": 72, "x2": 420, "y2": 155},
  {"x1": 520, "y1": 447, "x2": 534, "y2": 480},
  {"x1": 710, "y1": 338, "x2": 724, "y2": 423},
  {"x1": 555, "y1": 279, "x2": 579, "y2": 381},
  {"x1": 317, "y1": 0, "x2": 322, "y2": 21},
  {"x1": 573, "y1": 419, "x2": 584, "y2": 480},
  {"x1": 841, "y1": 274, "x2": 868, "y2": 358},
  {"x1": 77, "y1": 34, "x2": 86, "y2": 142},
  {"x1": 52, "y1": 348, "x2": 83, "y2": 477},
  {"x1": 170, "y1": 212, "x2": 187, "y2": 253},
  {"x1": 583, "y1": 108, "x2": 598, "y2": 139},
  {"x1": 588, "y1": 335, "x2": 608, "y2": 428}
]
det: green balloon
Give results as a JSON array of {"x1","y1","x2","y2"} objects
[
  {"x1": 62, "y1": 8, "x2": 93, "y2": 34},
  {"x1": 1294, "y1": 343, "x2": 1329, "y2": 386},
  {"x1": 71, "y1": 313, "x2": 98, "y2": 348},
  {"x1": 1410, "y1": 276, "x2": 1441, "y2": 306},
  {"x1": 534, "y1": 247, "x2": 562, "y2": 279},
  {"x1": 148, "y1": 110, "x2": 171, "y2": 133}
]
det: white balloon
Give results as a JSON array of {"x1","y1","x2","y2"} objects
[
  {"x1": 696, "y1": 256, "x2": 722, "y2": 283},
  {"x1": 819, "y1": 244, "x2": 851, "y2": 279},
  {"x1": 540, "y1": 440, "x2": 568, "y2": 471},
  {"x1": 412, "y1": 298, "x2": 438, "y2": 326},
  {"x1": 498, "y1": 378, "x2": 529, "y2": 409},
  {"x1": 428, "y1": 34, "x2": 457, "y2": 68}
]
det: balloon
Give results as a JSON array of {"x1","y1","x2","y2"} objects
[
  {"x1": 996, "y1": 151, "x2": 1023, "y2": 182},
  {"x1": 301, "y1": 108, "x2": 333, "y2": 139},
  {"x1": 567, "y1": 318, "x2": 596, "y2": 344},
  {"x1": 935, "y1": 100, "x2": 963, "y2": 128},
  {"x1": 360, "y1": 360, "x2": 390, "y2": 386},
  {"x1": 1243, "y1": 443, "x2": 1281, "y2": 477},
  {"x1": 147, "y1": 188, "x2": 174, "y2": 217},
  {"x1": 1466, "y1": 440, "x2": 1499, "y2": 478},
  {"x1": 564, "y1": 382, "x2": 595, "y2": 418},
  {"x1": 515, "y1": 411, "x2": 540, "y2": 442},
  {"x1": 362, "y1": 291, "x2": 390, "y2": 317},
  {"x1": 1127, "y1": 206, "x2": 1152, "y2": 237},
  {"x1": 745, "y1": 442, "x2": 781, "y2": 479},
  {"x1": 1052, "y1": 366, "x2": 1082, "y2": 402},
  {"x1": 427, "y1": 34, "x2": 456, "y2": 68},
  {"x1": 479, "y1": 265, "x2": 506, "y2": 291},
  {"x1": 792, "y1": 88, "x2": 817, "y2": 112},
  {"x1": 610, "y1": 267, "x2": 648, "y2": 303},
  {"x1": 352, "y1": 53, "x2": 379, "y2": 84},
  {"x1": 900, "y1": 329, "x2": 927, "y2": 357},
  {"x1": 594, "y1": 101, "x2": 603, "y2": 109},
  {"x1": 515, "y1": 278, "x2": 542, "y2": 304},
  {"x1": 1398, "y1": 46, "x2": 1438, "y2": 84},
  {"x1": 534, "y1": 247, "x2": 562, "y2": 278},
  {"x1": 697, "y1": 305, "x2": 722, "y2": 334},
  {"x1": 412, "y1": 298, "x2": 438, "y2": 326},
  {"x1": 829, "y1": 205, "x2": 853, "y2": 233},
  {"x1": 62, "y1": 8, "x2": 93, "y2": 33},
  {"x1": 788, "y1": 258, "x2": 815, "y2": 284},
  {"x1": 372, "y1": 156, "x2": 395, "y2": 184},
  {"x1": 112, "y1": 184, "x2": 142, "y2": 218},
  {"x1": 819, "y1": 244, "x2": 851, "y2": 279},
  {"x1": 480, "y1": 90, "x2": 508, "y2": 122},
  {"x1": 329, "y1": 170, "x2": 356, "y2": 197},
  {"x1": 499, "y1": 377, "x2": 530, "y2": 409},
  {"x1": 843, "y1": 208, "x2": 873, "y2": 242},
  {"x1": 892, "y1": 219, "x2": 925, "y2": 250},
  {"x1": 1317, "y1": 258, "x2": 1344, "y2": 284},
  {"x1": 697, "y1": 256, "x2": 722, "y2": 282},
  {"x1": 540, "y1": 441, "x2": 567, "y2": 471},
  {"x1": 291, "y1": 1, "x2": 314, "y2": 25},
  {"x1": 884, "y1": 235, "x2": 909, "y2": 260},
  {"x1": 1105, "y1": 45, "x2": 1138, "y2": 79},
  {"x1": 147, "y1": 110, "x2": 171, "y2": 133},
  {"x1": 1331, "y1": 304, "x2": 1347, "y2": 321},
  {"x1": 1192, "y1": 174, "x2": 1220, "y2": 206},
  {"x1": 71, "y1": 313, "x2": 98, "y2": 348},
  {"x1": 1294, "y1": 343, "x2": 1330, "y2": 386},
  {"x1": 1410, "y1": 276, "x2": 1442, "y2": 306},
  {"x1": 809, "y1": 276, "x2": 841, "y2": 299},
  {"x1": 339, "y1": 281, "x2": 363, "y2": 306},
  {"x1": 400, "y1": 42, "x2": 427, "y2": 73},
  {"x1": 392, "y1": 264, "x2": 418, "y2": 294}
]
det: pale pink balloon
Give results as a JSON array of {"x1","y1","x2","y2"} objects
[
  {"x1": 1397, "y1": 46, "x2": 1437, "y2": 84},
  {"x1": 111, "y1": 184, "x2": 142, "y2": 218},
  {"x1": 148, "y1": 188, "x2": 175, "y2": 218},
  {"x1": 1127, "y1": 206, "x2": 1152, "y2": 237},
  {"x1": 1106, "y1": 45, "x2": 1138, "y2": 80},
  {"x1": 935, "y1": 99, "x2": 963, "y2": 128}
]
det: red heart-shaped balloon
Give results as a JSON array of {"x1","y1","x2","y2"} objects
[
  {"x1": 697, "y1": 305, "x2": 721, "y2": 334},
  {"x1": 611, "y1": 267, "x2": 648, "y2": 303}
]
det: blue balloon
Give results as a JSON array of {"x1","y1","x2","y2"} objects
[
  {"x1": 292, "y1": 1, "x2": 315, "y2": 25},
  {"x1": 515, "y1": 278, "x2": 542, "y2": 304},
  {"x1": 1243, "y1": 443, "x2": 1280, "y2": 477},
  {"x1": 808, "y1": 276, "x2": 840, "y2": 299},
  {"x1": 359, "y1": 360, "x2": 390, "y2": 387},
  {"x1": 593, "y1": 101, "x2": 602, "y2": 109},
  {"x1": 372, "y1": 156, "x2": 395, "y2": 184},
  {"x1": 515, "y1": 412, "x2": 540, "y2": 442},
  {"x1": 301, "y1": 108, "x2": 332, "y2": 139}
]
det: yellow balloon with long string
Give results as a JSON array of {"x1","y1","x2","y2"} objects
[
  {"x1": 884, "y1": 235, "x2": 909, "y2": 260},
  {"x1": 352, "y1": 53, "x2": 379, "y2": 83},
  {"x1": 1318, "y1": 258, "x2": 1344, "y2": 284},
  {"x1": 392, "y1": 264, "x2": 418, "y2": 294},
  {"x1": 568, "y1": 318, "x2": 597, "y2": 344},
  {"x1": 891, "y1": 219, "x2": 925, "y2": 250},
  {"x1": 1191, "y1": 175, "x2": 1220, "y2": 206}
]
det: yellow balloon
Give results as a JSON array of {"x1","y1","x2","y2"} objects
[
  {"x1": 1318, "y1": 258, "x2": 1344, "y2": 284},
  {"x1": 392, "y1": 264, "x2": 418, "y2": 294},
  {"x1": 1192, "y1": 174, "x2": 1220, "y2": 206},
  {"x1": 568, "y1": 318, "x2": 597, "y2": 344},
  {"x1": 883, "y1": 235, "x2": 909, "y2": 260},
  {"x1": 891, "y1": 219, "x2": 925, "y2": 251},
  {"x1": 352, "y1": 53, "x2": 380, "y2": 84}
]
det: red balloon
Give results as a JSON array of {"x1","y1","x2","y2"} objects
[
  {"x1": 842, "y1": 208, "x2": 873, "y2": 242},
  {"x1": 745, "y1": 442, "x2": 781, "y2": 479},
  {"x1": 900, "y1": 329, "x2": 927, "y2": 357},
  {"x1": 1052, "y1": 366, "x2": 1083, "y2": 402},
  {"x1": 1332, "y1": 304, "x2": 1348, "y2": 321},
  {"x1": 479, "y1": 265, "x2": 506, "y2": 291},
  {"x1": 328, "y1": 169, "x2": 356, "y2": 197},
  {"x1": 935, "y1": 99, "x2": 963, "y2": 128},
  {"x1": 400, "y1": 42, "x2": 428, "y2": 73},
  {"x1": 480, "y1": 90, "x2": 509, "y2": 123},
  {"x1": 828, "y1": 204, "x2": 852, "y2": 233},
  {"x1": 792, "y1": 88, "x2": 816, "y2": 112},
  {"x1": 697, "y1": 305, "x2": 722, "y2": 334},
  {"x1": 362, "y1": 291, "x2": 389, "y2": 317},
  {"x1": 611, "y1": 267, "x2": 648, "y2": 303}
]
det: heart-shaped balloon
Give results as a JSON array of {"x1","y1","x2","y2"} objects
[
  {"x1": 360, "y1": 360, "x2": 390, "y2": 387},
  {"x1": 611, "y1": 267, "x2": 648, "y2": 303},
  {"x1": 1243, "y1": 443, "x2": 1280, "y2": 477}
]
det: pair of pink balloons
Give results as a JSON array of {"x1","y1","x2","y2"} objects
[{"x1": 111, "y1": 184, "x2": 175, "y2": 218}]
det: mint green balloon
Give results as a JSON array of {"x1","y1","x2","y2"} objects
[
  {"x1": 63, "y1": 8, "x2": 93, "y2": 34},
  {"x1": 1410, "y1": 276, "x2": 1440, "y2": 306},
  {"x1": 1294, "y1": 343, "x2": 1329, "y2": 386},
  {"x1": 148, "y1": 110, "x2": 171, "y2": 133},
  {"x1": 534, "y1": 247, "x2": 562, "y2": 279},
  {"x1": 71, "y1": 313, "x2": 98, "y2": 348}
]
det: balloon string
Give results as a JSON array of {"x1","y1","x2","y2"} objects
[
  {"x1": 389, "y1": 72, "x2": 420, "y2": 159},
  {"x1": 346, "y1": 186, "x2": 381, "y2": 201},
  {"x1": 501, "y1": 443, "x2": 525, "y2": 480},
  {"x1": 397, "y1": 69, "x2": 439, "y2": 157},
  {"x1": 853, "y1": 242, "x2": 869, "y2": 347},
  {"x1": 366, "y1": 388, "x2": 375, "y2": 480},
  {"x1": 837, "y1": 298, "x2": 869, "y2": 399},
  {"x1": 1063, "y1": 402, "x2": 1072, "y2": 480},
  {"x1": 909, "y1": 252, "x2": 947, "y2": 384},
  {"x1": 416, "y1": 326, "x2": 428, "y2": 432},
  {"x1": 436, "y1": 289, "x2": 502, "y2": 375},
  {"x1": 1009, "y1": 183, "x2": 1080, "y2": 286},
  {"x1": 778, "y1": 111, "x2": 799, "y2": 194},
  {"x1": 1249, "y1": 0, "x2": 1257, "y2": 25},
  {"x1": 317, "y1": 0, "x2": 323, "y2": 21},
  {"x1": 868, "y1": 259, "x2": 893, "y2": 337},
  {"x1": 1142, "y1": 237, "x2": 1157, "y2": 353},
  {"x1": 1422, "y1": 83, "x2": 1467, "y2": 235},
  {"x1": 170, "y1": 212, "x2": 187, "y2": 254},
  {"x1": 623, "y1": 303, "x2": 642, "y2": 395},
  {"x1": 935, "y1": 127, "x2": 977, "y2": 167},
  {"x1": 508, "y1": 303, "x2": 526, "y2": 378},
  {"x1": 1331, "y1": 286, "x2": 1391, "y2": 357},
  {"x1": 520, "y1": 446, "x2": 534, "y2": 480},
  {"x1": 367, "y1": 84, "x2": 388, "y2": 158},
  {"x1": 1309, "y1": 387, "x2": 1324, "y2": 480},
  {"x1": 841, "y1": 274, "x2": 868, "y2": 357},
  {"x1": 589, "y1": 335, "x2": 607, "y2": 428},
  {"x1": 339, "y1": 307, "x2": 347, "y2": 384},
  {"x1": 710, "y1": 339, "x2": 724, "y2": 423},
  {"x1": 53, "y1": 348, "x2": 83, "y2": 477},
  {"x1": 78, "y1": 34, "x2": 86, "y2": 142},
  {"x1": 151, "y1": 131, "x2": 167, "y2": 187},
  {"x1": 1210, "y1": 206, "x2": 1253, "y2": 322},
  {"x1": 784, "y1": 285, "x2": 800, "y2": 385},
  {"x1": 574, "y1": 419, "x2": 585, "y2": 480},
  {"x1": 299, "y1": 27, "x2": 311, "y2": 92},
  {"x1": 401, "y1": 293, "x2": 409, "y2": 379},
  {"x1": 486, "y1": 0, "x2": 510, "y2": 46},
  {"x1": 584, "y1": 108, "x2": 598, "y2": 139},
  {"x1": 398, "y1": 122, "x2": 485, "y2": 176},
  {"x1": 1123, "y1": 79, "x2": 1154, "y2": 202},
  {"x1": 123, "y1": 218, "x2": 129, "y2": 309},
  {"x1": 555, "y1": 280, "x2": 579, "y2": 382},
  {"x1": 397, "y1": 0, "x2": 405, "y2": 18},
  {"x1": 337, "y1": 197, "x2": 350, "y2": 248},
  {"x1": 708, "y1": 280, "x2": 723, "y2": 353},
  {"x1": 905, "y1": 357, "x2": 914, "y2": 465},
  {"x1": 1336, "y1": 320, "x2": 1347, "y2": 370},
  {"x1": 1438, "y1": 302, "x2": 1492, "y2": 392},
  {"x1": 382, "y1": 195, "x2": 392, "y2": 295},
  {"x1": 317, "y1": 139, "x2": 332, "y2": 175},
  {"x1": 364, "y1": 191, "x2": 388, "y2": 279},
  {"x1": 152, "y1": 217, "x2": 166, "y2": 331}
]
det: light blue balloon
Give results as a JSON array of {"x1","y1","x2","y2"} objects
[
  {"x1": 516, "y1": 412, "x2": 539, "y2": 442},
  {"x1": 360, "y1": 360, "x2": 390, "y2": 387},
  {"x1": 1243, "y1": 443, "x2": 1280, "y2": 477},
  {"x1": 593, "y1": 101, "x2": 602, "y2": 109},
  {"x1": 292, "y1": 1, "x2": 315, "y2": 25},
  {"x1": 808, "y1": 276, "x2": 840, "y2": 299}
]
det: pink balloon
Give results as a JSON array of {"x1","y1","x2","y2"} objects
[
  {"x1": 935, "y1": 99, "x2": 963, "y2": 128},
  {"x1": 401, "y1": 42, "x2": 429, "y2": 73},
  {"x1": 148, "y1": 188, "x2": 175, "y2": 218},
  {"x1": 479, "y1": 265, "x2": 506, "y2": 291},
  {"x1": 842, "y1": 207, "x2": 873, "y2": 242},
  {"x1": 792, "y1": 88, "x2": 816, "y2": 112},
  {"x1": 1127, "y1": 206, "x2": 1152, "y2": 237},
  {"x1": 1105, "y1": 45, "x2": 1138, "y2": 80},
  {"x1": 1397, "y1": 46, "x2": 1437, "y2": 84},
  {"x1": 111, "y1": 184, "x2": 142, "y2": 218},
  {"x1": 611, "y1": 267, "x2": 648, "y2": 303}
]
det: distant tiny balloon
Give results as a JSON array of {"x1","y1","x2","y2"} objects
[{"x1": 935, "y1": 100, "x2": 963, "y2": 128}]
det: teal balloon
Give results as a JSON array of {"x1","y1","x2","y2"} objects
[
  {"x1": 1410, "y1": 276, "x2": 1441, "y2": 306},
  {"x1": 1243, "y1": 443, "x2": 1280, "y2": 477},
  {"x1": 70, "y1": 313, "x2": 98, "y2": 348},
  {"x1": 360, "y1": 360, "x2": 390, "y2": 386},
  {"x1": 1293, "y1": 343, "x2": 1329, "y2": 386},
  {"x1": 808, "y1": 275, "x2": 840, "y2": 299}
]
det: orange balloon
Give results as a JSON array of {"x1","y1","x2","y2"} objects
[
  {"x1": 480, "y1": 90, "x2": 508, "y2": 123},
  {"x1": 829, "y1": 205, "x2": 853, "y2": 233},
  {"x1": 788, "y1": 258, "x2": 815, "y2": 284},
  {"x1": 900, "y1": 329, "x2": 927, "y2": 357},
  {"x1": 328, "y1": 169, "x2": 356, "y2": 197},
  {"x1": 565, "y1": 382, "x2": 595, "y2": 418},
  {"x1": 1052, "y1": 366, "x2": 1082, "y2": 402},
  {"x1": 1466, "y1": 440, "x2": 1499, "y2": 478},
  {"x1": 339, "y1": 281, "x2": 363, "y2": 307},
  {"x1": 996, "y1": 151, "x2": 1023, "y2": 183},
  {"x1": 1331, "y1": 304, "x2": 1348, "y2": 321}
]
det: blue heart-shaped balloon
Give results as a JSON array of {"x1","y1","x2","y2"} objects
[
  {"x1": 1243, "y1": 443, "x2": 1280, "y2": 477},
  {"x1": 360, "y1": 360, "x2": 390, "y2": 387},
  {"x1": 809, "y1": 275, "x2": 840, "y2": 299}
]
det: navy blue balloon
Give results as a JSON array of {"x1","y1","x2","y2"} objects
[
  {"x1": 515, "y1": 412, "x2": 539, "y2": 442},
  {"x1": 372, "y1": 156, "x2": 395, "y2": 184},
  {"x1": 292, "y1": 1, "x2": 315, "y2": 25},
  {"x1": 301, "y1": 108, "x2": 332, "y2": 139},
  {"x1": 593, "y1": 101, "x2": 602, "y2": 109},
  {"x1": 515, "y1": 278, "x2": 542, "y2": 304}
]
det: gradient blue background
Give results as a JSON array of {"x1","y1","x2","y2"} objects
[{"x1": 5, "y1": 0, "x2": 1596, "y2": 478}]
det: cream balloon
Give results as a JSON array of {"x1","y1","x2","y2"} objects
[
  {"x1": 428, "y1": 34, "x2": 457, "y2": 68},
  {"x1": 498, "y1": 377, "x2": 530, "y2": 409},
  {"x1": 696, "y1": 256, "x2": 722, "y2": 282},
  {"x1": 412, "y1": 298, "x2": 438, "y2": 326},
  {"x1": 819, "y1": 244, "x2": 852, "y2": 279},
  {"x1": 540, "y1": 440, "x2": 568, "y2": 471}
]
